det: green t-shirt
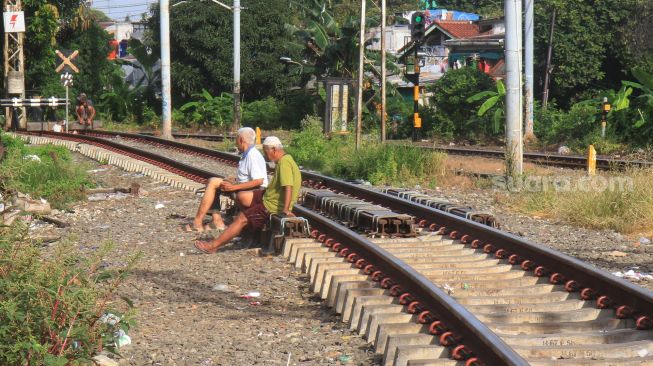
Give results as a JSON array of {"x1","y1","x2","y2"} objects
[{"x1": 263, "y1": 154, "x2": 302, "y2": 213}]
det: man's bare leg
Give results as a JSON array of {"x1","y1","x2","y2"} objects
[
  {"x1": 192, "y1": 177, "x2": 225, "y2": 230},
  {"x1": 195, "y1": 212, "x2": 248, "y2": 253},
  {"x1": 235, "y1": 190, "x2": 255, "y2": 209}
]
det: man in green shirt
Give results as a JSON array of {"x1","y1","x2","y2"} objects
[{"x1": 194, "y1": 136, "x2": 302, "y2": 254}]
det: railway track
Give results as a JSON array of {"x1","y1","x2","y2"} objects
[
  {"x1": 15, "y1": 130, "x2": 653, "y2": 365},
  {"x1": 128, "y1": 130, "x2": 653, "y2": 171}
]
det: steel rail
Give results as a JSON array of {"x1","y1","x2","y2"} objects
[
  {"x1": 303, "y1": 171, "x2": 653, "y2": 319},
  {"x1": 21, "y1": 130, "x2": 525, "y2": 364},
  {"x1": 22, "y1": 130, "x2": 653, "y2": 363},
  {"x1": 34, "y1": 130, "x2": 653, "y2": 317},
  {"x1": 85, "y1": 130, "x2": 653, "y2": 170},
  {"x1": 295, "y1": 205, "x2": 529, "y2": 365}
]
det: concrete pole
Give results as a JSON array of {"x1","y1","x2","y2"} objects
[
  {"x1": 524, "y1": 0, "x2": 535, "y2": 141},
  {"x1": 231, "y1": 0, "x2": 241, "y2": 131},
  {"x1": 505, "y1": 0, "x2": 523, "y2": 176},
  {"x1": 160, "y1": 0, "x2": 173, "y2": 139},
  {"x1": 380, "y1": 0, "x2": 386, "y2": 143},
  {"x1": 355, "y1": 0, "x2": 366, "y2": 150}
]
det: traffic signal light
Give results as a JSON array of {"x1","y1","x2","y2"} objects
[{"x1": 411, "y1": 12, "x2": 426, "y2": 43}]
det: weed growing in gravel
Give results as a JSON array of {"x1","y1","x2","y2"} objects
[
  {"x1": 0, "y1": 133, "x2": 93, "y2": 208},
  {"x1": 0, "y1": 223, "x2": 140, "y2": 365},
  {"x1": 286, "y1": 116, "x2": 447, "y2": 187},
  {"x1": 510, "y1": 168, "x2": 653, "y2": 234}
]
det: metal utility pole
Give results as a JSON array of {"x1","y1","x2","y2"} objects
[
  {"x1": 355, "y1": 0, "x2": 366, "y2": 150},
  {"x1": 524, "y1": 0, "x2": 535, "y2": 141},
  {"x1": 505, "y1": 0, "x2": 523, "y2": 176},
  {"x1": 380, "y1": 0, "x2": 386, "y2": 143},
  {"x1": 542, "y1": 8, "x2": 556, "y2": 109},
  {"x1": 160, "y1": 0, "x2": 173, "y2": 139},
  {"x1": 231, "y1": 0, "x2": 241, "y2": 131},
  {"x1": 3, "y1": 0, "x2": 26, "y2": 130}
]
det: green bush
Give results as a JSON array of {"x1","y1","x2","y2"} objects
[
  {"x1": 287, "y1": 120, "x2": 446, "y2": 187},
  {"x1": 0, "y1": 134, "x2": 93, "y2": 208},
  {"x1": 287, "y1": 115, "x2": 329, "y2": 170},
  {"x1": 0, "y1": 224, "x2": 138, "y2": 365},
  {"x1": 179, "y1": 90, "x2": 233, "y2": 128},
  {"x1": 425, "y1": 66, "x2": 495, "y2": 140},
  {"x1": 243, "y1": 97, "x2": 281, "y2": 130}
]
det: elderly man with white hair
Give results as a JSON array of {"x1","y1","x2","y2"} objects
[
  {"x1": 194, "y1": 136, "x2": 302, "y2": 254},
  {"x1": 183, "y1": 127, "x2": 268, "y2": 232}
]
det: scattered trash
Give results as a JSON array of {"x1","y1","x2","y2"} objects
[
  {"x1": 640, "y1": 237, "x2": 651, "y2": 245},
  {"x1": 462, "y1": 283, "x2": 470, "y2": 290},
  {"x1": 240, "y1": 291, "x2": 261, "y2": 299},
  {"x1": 114, "y1": 329, "x2": 131, "y2": 347},
  {"x1": 557, "y1": 145, "x2": 571, "y2": 155},
  {"x1": 443, "y1": 284, "x2": 454, "y2": 295},
  {"x1": 338, "y1": 354, "x2": 352, "y2": 363},
  {"x1": 179, "y1": 252, "x2": 185, "y2": 257},
  {"x1": 0, "y1": 203, "x2": 4, "y2": 213},
  {"x1": 249, "y1": 301, "x2": 262, "y2": 306},
  {"x1": 154, "y1": 203, "x2": 165, "y2": 209},
  {"x1": 608, "y1": 250, "x2": 628, "y2": 257},
  {"x1": 87, "y1": 168, "x2": 109, "y2": 173},
  {"x1": 286, "y1": 353, "x2": 292, "y2": 366},
  {"x1": 212, "y1": 283, "x2": 231, "y2": 292},
  {"x1": 24, "y1": 154, "x2": 41, "y2": 162},
  {"x1": 100, "y1": 313, "x2": 121, "y2": 326},
  {"x1": 613, "y1": 270, "x2": 653, "y2": 281}
]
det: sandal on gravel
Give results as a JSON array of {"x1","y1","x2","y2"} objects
[
  {"x1": 179, "y1": 223, "x2": 205, "y2": 233},
  {"x1": 194, "y1": 240, "x2": 219, "y2": 254}
]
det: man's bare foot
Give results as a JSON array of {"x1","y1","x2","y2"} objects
[
  {"x1": 180, "y1": 223, "x2": 205, "y2": 232},
  {"x1": 194, "y1": 240, "x2": 220, "y2": 254}
]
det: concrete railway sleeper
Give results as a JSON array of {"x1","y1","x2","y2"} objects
[{"x1": 286, "y1": 202, "x2": 653, "y2": 365}]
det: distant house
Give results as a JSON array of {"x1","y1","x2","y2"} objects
[{"x1": 397, "y1": 10, "x2": 506, "y2": 84}]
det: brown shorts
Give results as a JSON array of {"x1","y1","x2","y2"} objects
[{"x1": 243, "y1": 190, "x2": 270, "y2": 231}]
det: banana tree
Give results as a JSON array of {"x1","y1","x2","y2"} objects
[
  {"x1": 466, "y1": 79, "x2": 505, "y2": 134},
  {"x1": 622, "y1": 67, "x2": 653, "y2": 129}
]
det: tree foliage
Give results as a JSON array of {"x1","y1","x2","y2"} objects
[
  {"x1": 146, "y1": 0, "x2": 297, "y2": 103},
  {"x1": 437, "y1": 0, "x2": 653, "y2": 107}
]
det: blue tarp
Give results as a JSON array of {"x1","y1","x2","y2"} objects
[{"x1": 427, "y1": 9, "x2": 480, "y2": 21}]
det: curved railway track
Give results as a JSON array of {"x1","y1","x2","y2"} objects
[
  {"x1": 131, "y1": 130, "x2": 653, "y2": 171},
  {"x1": 15, "y1": 130, "x2": 653, "y2": 365}
]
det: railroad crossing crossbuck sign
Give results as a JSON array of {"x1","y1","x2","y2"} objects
[{"x1": 55, "y1": 49, "x2": 79, "y2": 74}]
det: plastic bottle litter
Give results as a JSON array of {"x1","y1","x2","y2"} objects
[
  {"x1": 557, "y1": 146, "x2": 571, "y2": 155},
  {"x1": 154, "y1": 203, "x2": 165, "y2": 209},
  {"x1": 640, "y1": 237, "x2": 651, "y2": 245},
  {"x1": 212, "y1": 283, "x2": 230, "y2": 292},
  {"x1": 114, "y1": 329, "x2": 131, "y2": 347}
]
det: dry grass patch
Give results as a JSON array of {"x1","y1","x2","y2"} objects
[{"x1": 509, "y1": 168, "x2": 653, "y2": 234}]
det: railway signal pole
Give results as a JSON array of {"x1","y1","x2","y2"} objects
[{"x1": 3, "y1": 0, "x2": 26, "y2": 130}]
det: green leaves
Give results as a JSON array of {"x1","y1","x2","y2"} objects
[{"x1": 478, "y1": 96, "x2": 499, "y2": 117}]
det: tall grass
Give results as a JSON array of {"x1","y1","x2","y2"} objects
[
  {"x1": 511, "y1": 168, "x2": 653, "y2": 234},
  {"x1": 0, "y1": 133, "x2": 93, "y2": 208},
  {"x1": 286, "y1": 116, "x2": 446, "y2": 187},
  {"x1": 0, "y1": 224, "x2": 138, "y2": 365}
]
